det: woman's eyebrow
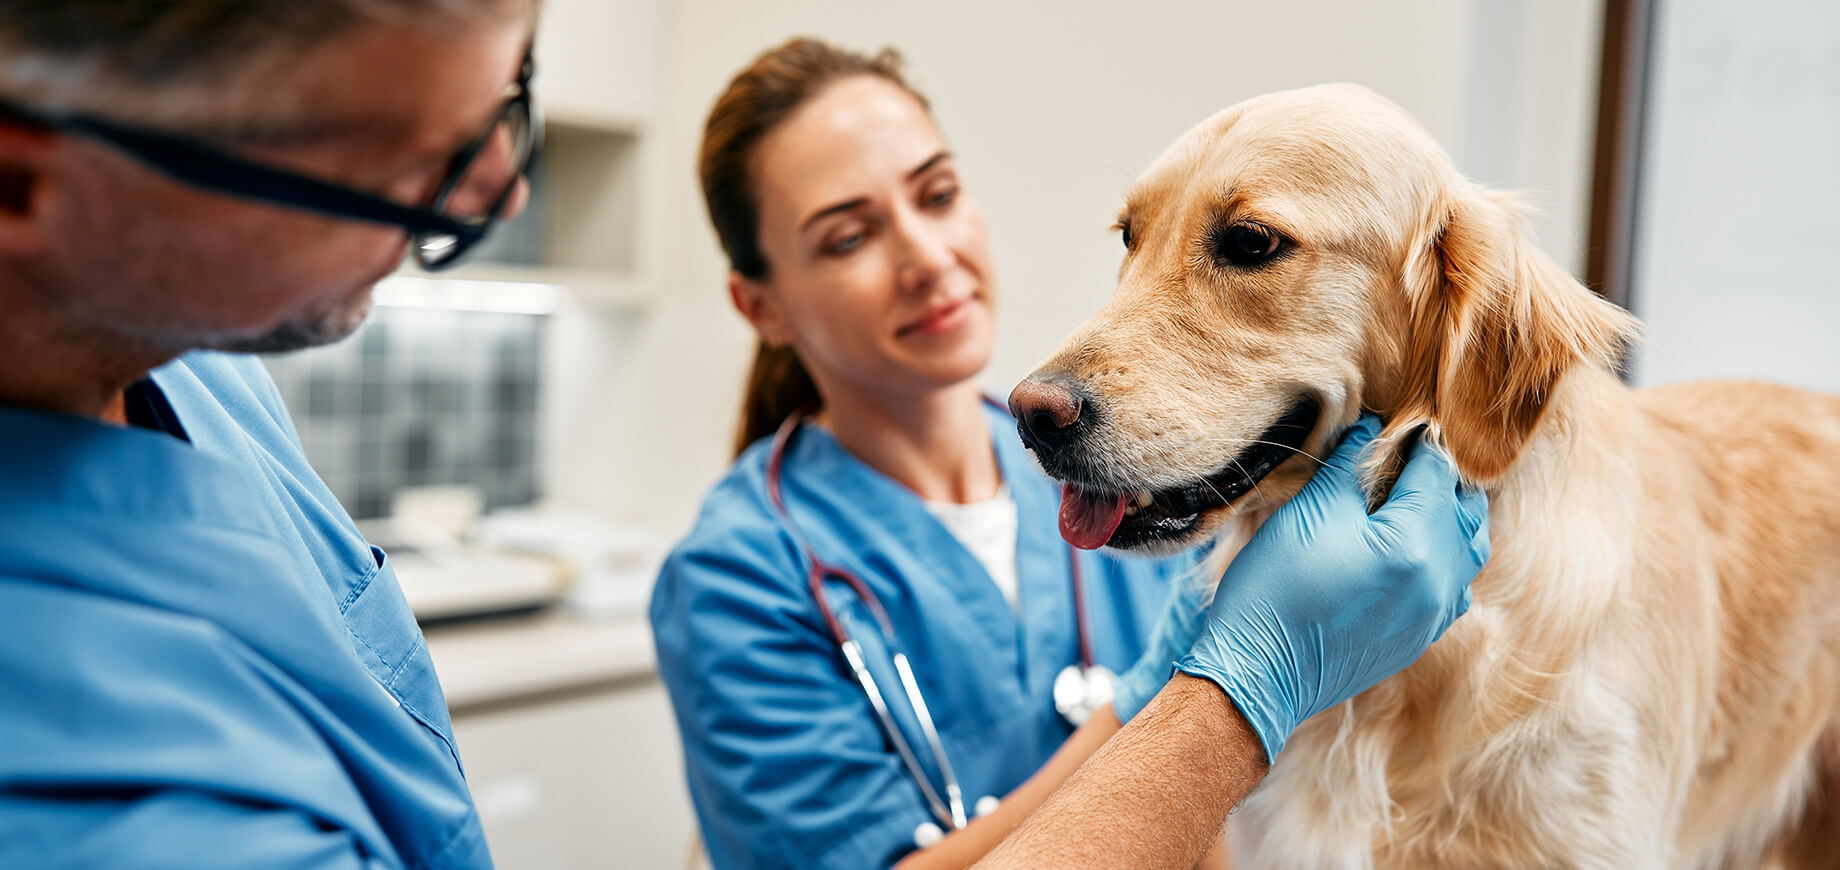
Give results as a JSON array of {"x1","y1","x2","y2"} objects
[
  {"x1": 799, "y1": 197, "x2": 870, "y2": 234},
  {"x1": 907, "y1": 151, "x2": 951, "y2": 180},
  {"x1": 797, "y1": 151, "x2": 957, "y2": 233}
]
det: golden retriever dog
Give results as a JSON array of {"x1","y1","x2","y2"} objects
[{"x1": 1008, "y1": 84, "x2": 1840, "y2": 869}]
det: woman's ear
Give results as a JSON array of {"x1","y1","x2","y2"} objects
[
  {"x1": 1390, "y1": 188, "x2": 1639, "y2": 482},
  {"x1": 727, "y1": 272, "x2": 794, "y2": 348}
]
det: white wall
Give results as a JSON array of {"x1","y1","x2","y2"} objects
[
  {"x1": 547, "y1": 0, "x2": 1605, "y2": 539},
  {"x1": 1628, "y1": 0, "x2": 1840, "y2": 391},
  {"x1": 1455, "y1": 0, "x2": 1605, "y2": 263}
]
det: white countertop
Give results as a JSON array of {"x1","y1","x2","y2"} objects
[{"x1": 424, "y1": 611, "x2": 657, "y2": 712}]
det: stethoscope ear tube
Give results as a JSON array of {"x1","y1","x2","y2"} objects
[
  {"x1": 840, "y1": 638, "x2": 964, "y2": 829},
  {"x1": 767, "y1": 400, "x2": 1108, "y2": 838},
  {"x1": 890, "y1": 651, "x2": 968, "y2": 829}
]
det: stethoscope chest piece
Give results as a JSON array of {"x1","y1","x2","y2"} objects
[
  {"x1": 913, "y1": 822, "x2": 945, "y2": 849},
  {"x1": 1053, "y1": 663, "x2": 1117, "y2": 727},
  {"x1": 913, "y1": 795, "x2": 1000, "y2": 848}
]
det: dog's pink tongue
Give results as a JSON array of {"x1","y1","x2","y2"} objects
[{"x1": 1059, "y1": 487, "x2": 1129, "y2": 550}]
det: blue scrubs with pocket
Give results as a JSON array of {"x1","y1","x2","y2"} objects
[
  {"x1": 0, "y1": 353, "x2": 490, "y2": 869},
  {"x1": 650, "y1": 403, "x2": 1193, "y2": 870}
]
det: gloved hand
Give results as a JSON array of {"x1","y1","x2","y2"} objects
[
  {"x1": 1112, "y1": 567, "x2": 1212, "y2": 724},
  {"x1": 1175, "y1": 415, "x2": 1489, "y2": 761}
]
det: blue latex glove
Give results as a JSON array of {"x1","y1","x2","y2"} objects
[
  {"x1": 1175, "y1": 415, "x2": 1489, "y2": 761},
  {"x1": 1112, "y1": 567, "x2": 1212, "y2": 724}
]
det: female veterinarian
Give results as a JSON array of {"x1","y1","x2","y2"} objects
[
  {"x1": 648, "y1": 38, "x2": 1491, "y2": 870},
  {"x1": 647, "y1": 38, "x2": 1211, "y2": 869}
]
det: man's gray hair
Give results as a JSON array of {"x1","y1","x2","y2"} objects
[{"x1": 0, "y1": 0, "x2": 519, "y2": 110}]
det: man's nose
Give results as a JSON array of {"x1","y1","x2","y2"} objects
[
  {"x1": 1008, "y1": 378, "x2": 1092, "y2": 454},
  {"x1": 495, "y1": 176, "x2": 531, "y2": 221},
  {"x1": 443, "y1": 126, "x2": 528, "y2": 222}
]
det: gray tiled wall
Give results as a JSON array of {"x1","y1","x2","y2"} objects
[{"x1": 262, "y1": 306, "x2": 545, "y2": 520}]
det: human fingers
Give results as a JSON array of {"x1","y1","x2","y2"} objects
[
  {"x1": 1456, "y1": 484, "x2": 1491, "y2": 564},
  {"x1": 1367, "y1": 438, "x2": 1460, "y2": 531},
  {"x1": 1320, "y1": 414, "x2": 1382, "y2": 477}
]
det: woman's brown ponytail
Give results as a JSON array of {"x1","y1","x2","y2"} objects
[{"x1": 732, "y1": 342, "x2": 820, "y2": 456}]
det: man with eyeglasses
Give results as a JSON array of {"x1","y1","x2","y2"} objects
[{"x1": 0, "y1": 2, "x2": 536, "y2": 867}]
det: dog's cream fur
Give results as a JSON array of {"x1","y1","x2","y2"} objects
[{"x1": 1026, "y1": 84, "x2": 1840, "y2": 868}]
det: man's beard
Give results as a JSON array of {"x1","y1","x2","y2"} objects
[{"x1": 199, "y1": 290, "x2": 374, "y2": 355}]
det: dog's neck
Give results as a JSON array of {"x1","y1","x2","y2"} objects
[{"x1": 1407, "y1": 363, "x2": 1645, "y2": 739}]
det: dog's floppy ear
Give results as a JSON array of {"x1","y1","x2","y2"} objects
[{"x1": 1389, "y1": 189, "x2": 1639, "y2": 482}]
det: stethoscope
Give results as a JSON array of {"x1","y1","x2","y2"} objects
[{"x1": 764, "y1": 396, "x2": 1117, "y2": 848}]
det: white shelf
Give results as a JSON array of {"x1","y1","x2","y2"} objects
[
  {"x1": 424, "y1": 612, "x2": 657, "y2": 711},
  {"x1": 543, "y1": 100, "x2": 647, "y2": 136},
  {"x1": 382, "y1": 265, "x2": 652, "y2": 313},
  {"x1": 531, "y1": 0, "x2": 657, "y2": 129}
]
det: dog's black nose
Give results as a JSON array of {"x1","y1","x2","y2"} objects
[{"x1": 1009, "y1": 378, "x2": 1091, "y2": 453}]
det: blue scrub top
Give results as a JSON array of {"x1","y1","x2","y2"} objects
[
  {"x1": 650, "y1": 403, "x2": 1191, "y2": 870},
  {"x1": 0, "y1": 353, "x2": 490, "y2": 869}
]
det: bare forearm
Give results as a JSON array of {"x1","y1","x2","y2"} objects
[
  {"x1": 973, "y1": 675, "x2": 1268, "y2": 870},
  {"x1": 895, "y1": 705, "x2": 1124, "y2": 869}
]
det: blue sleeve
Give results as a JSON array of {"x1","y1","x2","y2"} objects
[
  {"x1": 0, "y1": 790, "x2": 388, "y2": 870},
  {"x1": 1091, "y1": 545, "x2": 1205, "y2": 669},
  {"x1": 650, "y1": 510, "x2": 933, "y2": 870},
  {"x1": 0, "y1": 582, "x2": 406, "y2": 870}
]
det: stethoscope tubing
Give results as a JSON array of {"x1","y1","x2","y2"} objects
[
  {"x1": 763, "y1": 398, "x2": 1097, "y2": 832},
  {"x1": 839, "y1": 638, "x2": 964, "y2": 829}
]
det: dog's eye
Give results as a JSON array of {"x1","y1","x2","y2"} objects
[
  {"x1": 1116, "y1": 219, "x2": 1134, "y2": 252},
  {"x1": 1213, "y1": 223, "x2": 1284, "y2": 267}
]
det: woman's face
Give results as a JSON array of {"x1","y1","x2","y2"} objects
[{"x1": 738, "y1": 75, "x2": 997, "y2": 404}]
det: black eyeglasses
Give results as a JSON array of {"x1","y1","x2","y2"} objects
[{"x1": 0, "y1": 47, "x2": 541, "y2": 270}]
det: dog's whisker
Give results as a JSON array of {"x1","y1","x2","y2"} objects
[
  {"x1": 1216, "y1": 490, "x2": 1249, "y2": 524},
  {"x1": 1230, "y1": 454, "x2": 1271, "y2": 505},
  {"x1": 1200, "y1": 476, "x2": 1254, "y2": 522},
  {"x1": 1216, "y1": 437, "x2": 1329, "y2": 468}
]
